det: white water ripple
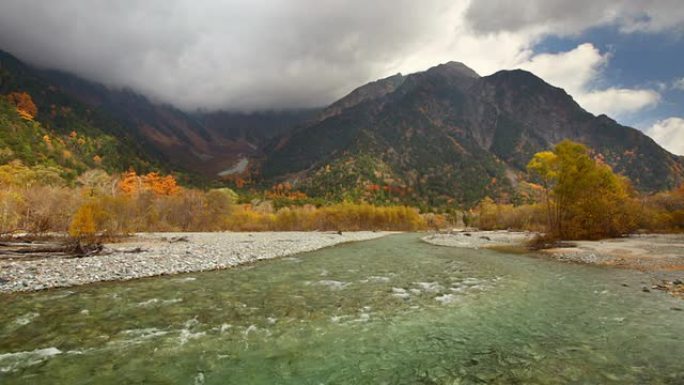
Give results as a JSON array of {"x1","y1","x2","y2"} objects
[
  {"x1": 0, "y1": 347, "x2": 62, "y2": 373},
  {"x1": 14, "y1": 312, "x2": 39, "y2": 326}
]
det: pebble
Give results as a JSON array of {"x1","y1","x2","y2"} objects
[
  {"x1": 423, "y1": 231, "x2": 534, "y2": 249},
  {"x1": 0, "y1": 232, "x2": 390, "y2": 294}
]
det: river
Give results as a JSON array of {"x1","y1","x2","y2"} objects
[{"x1": 1, "y1": 233, "x2": 682, "y2": 384}]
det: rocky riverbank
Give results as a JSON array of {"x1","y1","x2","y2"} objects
[
  {"x1": 423, "y1": 231, "x2": 684, "y2": 299},
  {"x1": 423, "y1": 231, "x2": 684, "y2": 271},
  {"x1": 0, "y1": 231, "x2": 391, "y2": 293},
  {"x1": 422, "y1": 230, "x2": 536, "y2": 249},
  {"x1": 538, "y1": 234, "x2": 684, "y2": 271}
]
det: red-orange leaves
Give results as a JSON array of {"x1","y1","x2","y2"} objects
[{"x1": 6, "y1": 92, "x2": 38, "y2": 120}]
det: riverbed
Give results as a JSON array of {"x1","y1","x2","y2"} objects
[
  {"x1": 0, "y1": 231, "x2": 390, "y2": 293},
  {"x1": 1, "y1": 233, "x2": 682, "y2": 384}
]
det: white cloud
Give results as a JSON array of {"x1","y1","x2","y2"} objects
[
  {"x1": 674, "y1": 77, "x2": 684, "y2": 90},
  {"x1": 0, "y1": 0, "x2": 678, "y2": 113},
  {"x1": 578, "y1": 88, "x2": 660, "y2": 117},
  {"x1": 646, "y1": 117, "x2": 684, "y2": 155},
  {"x1": 466, "y1": 0, "x2": 684, "y2": 36},
  {"x1": 513, "y1": 43, "x2": 660, "y2": 117},
  {"x1": 0, "y1": 0, "x2": 477, "y2": 110},
  {"x1": 515, "y1": 43, "x2": 605, "y2": 96}
]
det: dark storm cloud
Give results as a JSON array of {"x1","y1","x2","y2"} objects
[{"x1": 0, "y1": 0, "x2": 457, "y2": 110}]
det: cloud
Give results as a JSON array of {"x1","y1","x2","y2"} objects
[
  {"x1": 674, "y1": 78, "x2": 684, "y2": 91},
  {"x1": 515, "y1": 43, "x2": 606, "y2": 96},
  {"x1": 578, "y1": 88, "x2": 660, "y2": 117},
  {"x1": 0, "y1": 0, "x2": 679, "y2": 112},
  {"x1": 0, "y1": 0, "x2": 536, "y2": 111},
  {"x1": 645, "y1": 117, "x2": 684, "y2": 155},
  {"x1": 514, "y1": 43, "x2": 660, "y2": 117},
  {"x1": 0, "y1": 0, "x2": 479, "y2": 110},
  {"x1": 465, "y1": 0, "x2": 684, "y2": 35}
]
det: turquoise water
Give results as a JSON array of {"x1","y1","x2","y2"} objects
[{"x1": 1, "y1": 234, "x2": 682, "y2": 384}]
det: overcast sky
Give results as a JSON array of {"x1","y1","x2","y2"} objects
[{"x1": 0, "y1": 1, "x2": 683, "y2": 152}]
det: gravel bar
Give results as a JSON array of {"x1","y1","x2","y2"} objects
[
  {"x1": 0, "y1": 231, "x2": 391, "y2": 293},
  {"x1": 422, "y1": 230, "x2": 535, "y2": 249}
]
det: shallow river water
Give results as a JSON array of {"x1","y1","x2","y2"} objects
[{"x1": 1, "y1": 233, "x2": 683, "y2": 384}]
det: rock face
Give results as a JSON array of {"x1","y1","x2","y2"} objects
[
  {"x1": 261, "y1": 62, "x2": 684, "y2": 206},
  {"x1": 317, "y1": 73, "x2": 406, "y2": 122}
]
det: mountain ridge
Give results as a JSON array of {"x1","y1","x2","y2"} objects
[
  {"x1": 0, "y1": 50, "x2": 316, "y2": 179},
  {"x1": 260, "y1": 62, "x2": 684, "y2": 206},
  {"x1": 1, "y1": 48, "x2": 681, "y2": 207}
]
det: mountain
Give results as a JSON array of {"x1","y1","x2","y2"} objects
[
  {"x1": 0, "y1": 50, "x2": 315, "y2": 180},
  {"x1": 37, "y1": 68, "x2": 316, "y2": 178},
  {"x1": 2, "y1": 48, "x2": 681, "y2": 207},
  {"x1": 0, "y1": 50, "x2": 167, "y2": 178},
  {"x1": 261, "y1": 61, "x2": 684, "y2": 207}
]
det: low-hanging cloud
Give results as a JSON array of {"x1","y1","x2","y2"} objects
[
  {"x1": 0, "y1": 0, "x2": 680, "y2": 113},
  {"x1": 0, "y1": 0, "x2": 467, "y2": 110}
]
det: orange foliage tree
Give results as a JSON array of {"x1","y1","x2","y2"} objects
[
  {"x1": 6, "y1": 91, "x2": 38, "y2": 120},
  {"x1": 142, "y1": 172, "x2": 179, "y2": 196},
  {"x1": 118, "y1": 170, "x2": 141, "y2": 196},
  {"x1": 118, "y1": 170, "x2": 179, "y2": 197}
]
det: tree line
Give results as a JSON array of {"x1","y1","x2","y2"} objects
[
  {"x1": 470, "y1": 140, "x2": 684, "y2": 241},
  {"x1": 0, "y1": 165, "x2": 426, "y2": 238},
  {"x1": 2, "y1": 136, "x2": 683, "y2": 241}
]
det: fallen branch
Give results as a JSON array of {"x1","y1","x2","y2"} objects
[{"x1": 0, "y1": 239, "x2": 110, "y2": 260}]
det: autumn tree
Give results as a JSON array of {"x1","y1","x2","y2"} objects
[
  {"x1": 527, "y1": 140, "x2": 637, "y2": 240},
  {"x1": 69, "y1": 203, "x2": 98, "y2": 237},
  {"x1": 77, "y1": 169, "x2": 114, "y2": 196},
  {"x1": 142, "y1": 172, "x2": 180, "y2": 196},
  {"x1": 118, "y1": 170, "x2": 141, "y2": 196},
  {"x1": 527, "y1": 150, "x2": 557, "y2": 230},
  {"x1": 475, "y1": 197, "x2": 498, "y2": 230},
  {"x1": 6, "y1": 92, "x2": 38, "y2": 120}
]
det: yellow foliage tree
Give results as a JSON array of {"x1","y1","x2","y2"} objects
[
  {"x1": 69, "y1": 203, "x2": 97, "y2": 237},
  {"x1": 527, "y1": 140, "x2": 637, "y2": 240}
]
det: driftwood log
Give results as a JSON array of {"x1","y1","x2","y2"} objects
[{"x1": 0, "y1": 240, "x2": 109, "y2": 260}]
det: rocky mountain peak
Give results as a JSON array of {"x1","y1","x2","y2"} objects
[{"x1": 430, "y1": 61, "x2": 480, "y2": 79}]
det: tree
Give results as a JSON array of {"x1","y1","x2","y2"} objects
[
  {"x1": 77, "y1": 169, "x2": 113, "y2": 196},
  {"x1": 142, "y1": 172, "x2": 180, "y2": 196},
  {"x1": 69, "y1": 203, "x2": 98, "y2": 237},
  {"x1": 475, "y1": 197, "x2": 498, "y2": 230},
  {"x1": 527, "y1": 151, "x2": 558, "y2": 231},
  {"x1": 527, "y1": 140, "x2": 637, "y2": 240},
  {"x1": 6, "y1": 92, "x2": 38, "y2": 120},
  {"x1": 118, "y1": 170, "x2": 141, "y2": 196}
]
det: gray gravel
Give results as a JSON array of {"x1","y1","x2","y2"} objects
[
  {"x1": 422, "y1": 231, "x2": 535, "y2": 249},
  {"x1": 0, "y1": 231, "x2": 390, "y2": 293},
  {"x1": 540, "y1": 234, "x2": 684, "y2": 272},
  {"x1": 424, "y1": 231, "x2": 684, "y2": 280}
]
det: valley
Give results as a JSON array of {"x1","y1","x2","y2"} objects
[
  {"x1": 1, "y1": 8, "x2": 684, "y2": 383},
  {"x1": 1, "y1": 234, "x2": 682, "y2": 384}
]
